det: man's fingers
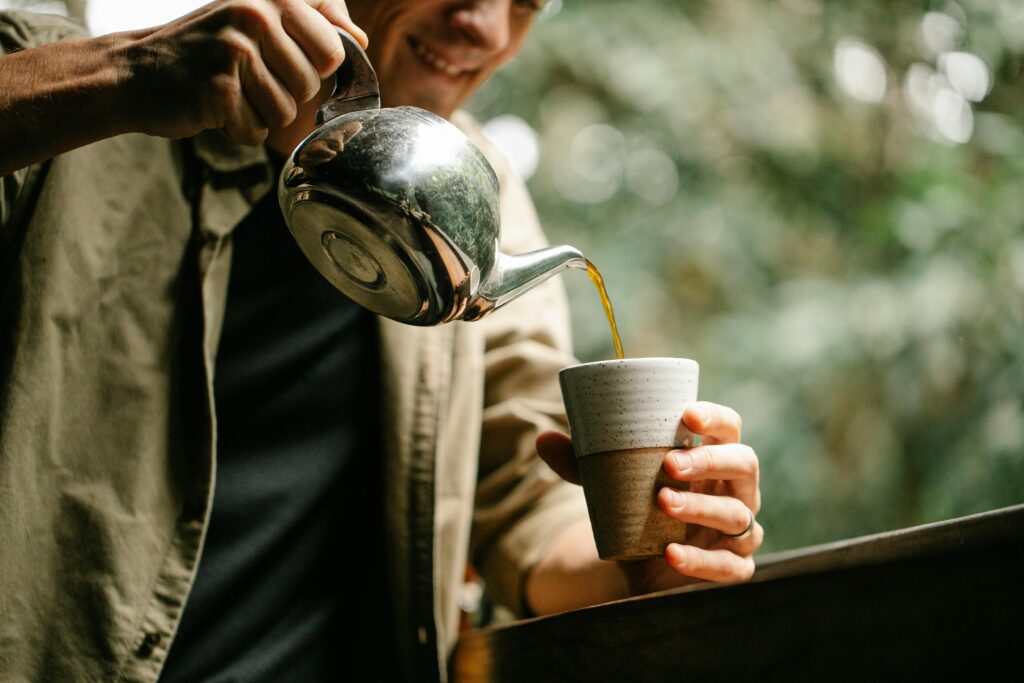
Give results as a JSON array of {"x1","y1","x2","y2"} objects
[
  {"x1": 258, "y1": 11, "x2": 323, "y2": 102},
  {"x1": 282, "y1": 1, "x2": 347, "y2": 78},
  {"x1": 664, "y1": 443, "x2": 758, "y2": 482},
  {"x1": 309, "y1": 0, "x2": 368, "y2": 48},
  {"x1": 716, "y1": 520, "x2": 764, "y2": 556},
  {"x1": 658, "y1": 488, "x2": 754, "y2": 536},
  {"x1": 223, "y1": 0, "x2": 355, "y2": 141},
  {"x1": 239, "y1": 45, "x2": 298, "y2": 129},
  {"x1": 665, "y1": 544, "x2": 755, "y2": 583},
  {"x1": 536, "y1": 431, "x2": 581, "y2": 485},
  {"x1": 220, "y1": 88, "x2": 268, "y2": 146},
  {"x1": 663, "y1": 443, "x2": 760, "y2": 511},
  {"x1": 682, "y1": 401, "x2": 741, "y2": 445}
]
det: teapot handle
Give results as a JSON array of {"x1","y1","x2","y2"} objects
[{"x1": 315, "y1": 28, "x2": 381, "y2": 125}]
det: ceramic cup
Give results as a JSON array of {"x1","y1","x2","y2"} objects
[{"x1": 559, "y1": 357, "x2": 699, "y2": 561}]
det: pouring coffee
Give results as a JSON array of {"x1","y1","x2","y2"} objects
[{"x1": 278, "y1": 29, "x2": 587, "y2": 326}]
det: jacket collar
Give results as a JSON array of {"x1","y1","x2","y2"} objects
[
  {"x1": 190, "y1": 130, "x2": 276, "y2": 205},
  {"x1": 191, "y1": 130, "x2": 270, "y2": 174}
]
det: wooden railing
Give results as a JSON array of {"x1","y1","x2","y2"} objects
[{"x1": 454, "y1": 503, "x2": 1024, "y2": 681}]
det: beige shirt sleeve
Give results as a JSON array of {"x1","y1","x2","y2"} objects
[{"x1": 452, "y1": 111, "x2": 590, "y2": 615}]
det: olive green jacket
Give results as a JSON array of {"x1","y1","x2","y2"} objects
[{"x1": 0, "y1": 11, "x2": 587, "y2": 682}]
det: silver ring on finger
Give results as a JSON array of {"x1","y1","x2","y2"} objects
[{"x1": 722, "y1": 507, "x2": 755, "y2": 539}]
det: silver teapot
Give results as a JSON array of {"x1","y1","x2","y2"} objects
[{"x1": 278, "y1": 30, "x2": 585, "y2": 326}]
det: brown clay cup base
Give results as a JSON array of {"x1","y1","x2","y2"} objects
[{"x1": 577, "y1": 447, "x2": 688, "y2": 561}]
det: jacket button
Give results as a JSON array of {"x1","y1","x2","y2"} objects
[{"x1": 136, "y1": 631, "x2": 162, "y2": 658}]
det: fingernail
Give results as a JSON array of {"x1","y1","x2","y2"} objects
[
  {"x1": 664, "y1": 488, "x2": 684, "y2": 508},
  {"x1": 671, "y1": 451, "x2": 693, "y2": 475}
]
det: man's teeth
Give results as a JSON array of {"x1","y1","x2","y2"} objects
[{"x1": 413, "y1": 41, "x2": 463, "y2": 76}]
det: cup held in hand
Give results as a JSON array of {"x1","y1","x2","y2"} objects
[{"x1": 559, "y1": 358, "x2": 699, "y2": 561}]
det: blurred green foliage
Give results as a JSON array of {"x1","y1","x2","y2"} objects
[{"x1": 468, "y1": 0, "x2": 1024, "y2": 551}]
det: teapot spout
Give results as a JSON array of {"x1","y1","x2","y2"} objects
[{"x1": 462, "y1": 245, "x2": 586, "y2": 321}]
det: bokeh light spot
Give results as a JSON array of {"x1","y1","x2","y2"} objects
[
  {"x1": 482, "y1": 115, "x2": 541, "y2": 181},
  {"x1": 933, "y1": 86, "x2": 973, "y2": 144},
  {"x1": 554, "y1": 123, "x2": 625, "y2": 204},
  {"x1": 939, "y1": 51, "x2": 991, "y2": 102},
  {"x1": 834, "y1": 38, "x2": 887, "y2": 103},
  {"x1": 625, "y1": 148, "x2": 679, "y2": 206},
  {"x1": 920, "y1": 11, "x2": 964, "y2": 55}
]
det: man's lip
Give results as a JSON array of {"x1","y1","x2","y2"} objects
[{"x1": 407, "y1": 36, "x2": 475, "y2": 78}]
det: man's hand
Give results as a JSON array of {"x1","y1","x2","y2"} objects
[
  {"x1": 0, "y1": 0, "x2": 367, "y2": 175},
  {"x1": 536, "y1": 400, "x2": 762, "y2": 596},
  {"x1": 123, "y1": 0, "x2": 367, "y2": 146}
]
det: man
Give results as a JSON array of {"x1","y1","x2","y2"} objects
[{"x1": 0, "y1": 1, "x2": 762, "y2": 680}]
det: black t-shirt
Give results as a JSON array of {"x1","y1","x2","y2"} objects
[{"x1": 160, "y1": 168, "x2": 391, "y2": 681}]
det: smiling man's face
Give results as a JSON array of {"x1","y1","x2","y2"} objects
[{"x1": 348, "y1": 0, "x2": 544, "y2": 119}]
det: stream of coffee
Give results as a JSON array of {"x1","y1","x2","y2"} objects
[{"x1": 583, "y1": 260, "x2": 625, "y2": 360}]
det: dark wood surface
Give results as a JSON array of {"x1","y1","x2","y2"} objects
[{"x1": 453, "y1": 504, "x2": 1024, "y2": 681}]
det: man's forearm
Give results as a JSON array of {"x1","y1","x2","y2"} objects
[
  {"x1": 524, "y1": 517, "x2": 631, "y2": 615},
  {"x1": 0, "y1": 32, "x2": 137, "y2": 176}
]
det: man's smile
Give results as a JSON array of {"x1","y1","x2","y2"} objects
[
  {"x1": 408, "y1": 36, "x2": 474, "y2": 78},
  {"x1": 351, "y1": 0, "x2": 538, "y2": 117}
]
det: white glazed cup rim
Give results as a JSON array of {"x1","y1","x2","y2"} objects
[
  {"x1": 559, "y1": 357, "x2": 698, "y2": 377},
  {"x1": 559, "y1": 357, "x2": 699, "y2": 456}
]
